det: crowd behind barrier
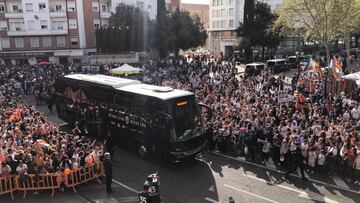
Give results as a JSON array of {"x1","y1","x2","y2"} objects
[
  {"x1": 1, "y1": 54, "x2": 360, "y2": 199},
  {"x1": 0, "y1": 162, "x2": 103, "y2": 200},
  {"x1": 0, "y1": 64, "x2": 106, "y2": 200}
]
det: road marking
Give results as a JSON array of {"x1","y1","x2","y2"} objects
[
  {"x1": 331, "y1": 175, "x2": 350, "y2": 189},
  {"x1": 59, "y1": 122, "x2": 68, "y2": 126},
  {"x1": 94, "y1": 197, "x2": 139, "y2": 203},
  {"x1": 296, "y1": 168, "x2": 310, "y2": 179},
  {"x1": 204, "y1": 197, "x2": 222, "y2": 203},
  {"x1": 112, "y1": 179, "x2": 138, "y2": 193},
  {"x1": 224, "y1": 184, "x2": 280, "y2": 203},
  {"x1": 212, "y1": 152, "x2": 360, "y2": 194},
  {"x1": 243, "y1": 174, "x2": 339, "y2": 203}
]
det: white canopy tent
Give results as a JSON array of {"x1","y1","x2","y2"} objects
[
  {"x1": 111, "y1": 63, "x2": 143, "y2": 76},
  {"x1": 341, "y1": 72, "x2": 360, "y2": 87}
]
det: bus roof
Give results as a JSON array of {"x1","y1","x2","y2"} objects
[
  {"x1": 64, "y1": 74, "x2": 141, "y2": 88},
  {"x1": 117, "y1": 84, "x2": 193, "y2": 100},
  {"x1": 63, "y1": 74, "x2": 193, "y2": 100},
  {"x1": 267, "y1": 59, "x2": 286, "y2": 62},
  {"x1": 246, "y1": 62, "x2": 265, "y2": 66}
]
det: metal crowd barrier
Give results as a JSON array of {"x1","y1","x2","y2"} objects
[{"x1": 0, "y1": 162, "x2": 104, "y2": 200}]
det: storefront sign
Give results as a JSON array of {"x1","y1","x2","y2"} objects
[{"x1": 0, "y1": 52, "x2": 54, "y2": 58}]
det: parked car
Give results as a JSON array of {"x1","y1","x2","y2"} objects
[
  {"x1": 287, "y1": 56, "x2": 305, "y2": 69},
  {"x1": 267, "y1": 59, "x2": 289, "y2": 73},
  {"x1": 244, "y1": 62, "x2": 266, "y2": 78}
]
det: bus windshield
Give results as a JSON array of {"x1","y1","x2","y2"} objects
[{"x1": 167, "y1": 96, "x2": 203, "y2": 141}]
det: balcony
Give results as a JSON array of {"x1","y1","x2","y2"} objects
[
  {"x1": 5, "y1": 11, "x2": 24, "y2": 19},
  {"x1": 7, "y1": 29, "x2": 68, "y2": 36},
  {"x1": 49, "y1": 11, "x2": 67, "y2": 18},
  {"x1": 100, "y1": 12, "x2": 111, "y2": 18}
]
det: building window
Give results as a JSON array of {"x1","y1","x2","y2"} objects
[
  {"x1": 229, "y1": 8, "x2": 234, "y2": 16},
  {"x1": 216, "y1": 0, "x2": 219, "y2": 6},
  {"x1": 57, "y1": 36, "x2": 65, "y2": 47},
  {"x1": 92, "y1": 2, "x2": 99, "y2": 12},
  {"x1": 1, "y1": 38, "x2": 10, "y2": 48},
  {"x1": 39, "y1": 3, "x2": 46, "y2": 12},
  {"x1": 25, "y1": 3, "x2": 33, "y2": 12},
  {"x1": 43, "y1": 37, "x2": 51, "y2": 47},
  {"x1": 212, "y1": 0, "x2": 216, "y2": 6},
  {"x1": 147, "y1": 5, "x2": 152, "y2": 12},
  {"x1": 0, "y1": 4, "x2": 5, "y2": 13},
  {"x1": 40, "y1": 20, "x2": 48, "y2": 29},
  {"x1": 68, "y1": 2, "x2": 76, "y2": 12},
  {"x1": 212, "y1": 21, "x2": 216, "y2": 28},
  {"x1": 15, "y1": 38, "x2": 24, "y2": 48},
  {"x1": 229, "y1": 0, "x2": 234, "y2": 5},
  {"x1": 137, "y1": 2, "x2": 144, "y2": 10},
  {"x1": 55, "y1": 5, "x2": 62, "y2": 11},
  {"x1": 101, "y1": 19, "x2": 109, "y2": 28},
  {"x1": 52, "y1": 21, "x2": 64, "y2": 30},
  {"x1": 69, "y1": 19, "x2": 77, "y2": 29},
  {"x1": 31, "y1": 37, "x2": 39, "y2": 48},
  {"x1": 27, "y1": 20, "x2": 35, "y2": 31},
  {"x1": 221, "y1": 0, "x2": 223, "y2": 6},
  {"x1": 12, "y1": 22, "x2": 23, "y2": 31},
  {"x1": 0, "y1": 21, "x2": 7, "y2": 31},
  {"x1": 221, "y1": 20, "x2": 225, "y2": 28},
  {"x1": 70, "y1": 36, "x2": 79, "y2": 46},
  {"x1": 221, "y1": 9, "x2": 225, "y2": 17},
  {"x1": 12, "y1": 5, "x2": 20, "y2": 13},
  {"x1": 229, "y1": 20, "x2": 234, "y2": 28},
  {"x1": 101, "y1": 4, "x2": 107, "y2": 12},
  {"x1": 93, "y1": 19, "x2": 100, "y2": 29}
]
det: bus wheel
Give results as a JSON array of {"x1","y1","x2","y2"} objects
[{"x1": 138, "y1": 144, "x2": 149, "y2": 159}]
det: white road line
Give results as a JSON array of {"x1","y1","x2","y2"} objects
[
  {"x1": 112, "y1": 179, "x2": 138, "y2": 193},
  {"x1": 213, "y1": 152, "x2": 360, "y2": 194},
  {"x1": 243, "y1": 174, "x2": 339, "y2": 203},
  {"x1": 332, "y1": 175, "x2": 350, "y2": 189},
  {"x1": 59, "y1": 122, "x2": 68, "y2": 126},
  {"x1": 204, "y1": 197, "x2": 222, "y2": 203},
  {"x1": 224, "y1": 184, "x2": 280, "y2": 203}
]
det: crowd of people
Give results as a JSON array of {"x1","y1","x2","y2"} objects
[
  {"x1": 0, "y1": 53, "x2": 360, "y2": 192},
  {"x1": 129, "y1": 55, "x2": 360, "y2": 180},
  {"x1": 0, "y1": 64, "x2": 105, "y2": 193}
]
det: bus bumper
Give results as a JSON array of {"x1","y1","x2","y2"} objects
[{"x1": 169, "y1": 140, "x2": 207, "y2": 159}]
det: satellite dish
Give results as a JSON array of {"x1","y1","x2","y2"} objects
[{"x1": 34, "y1": 15, "x2": 39, "y2": 19}]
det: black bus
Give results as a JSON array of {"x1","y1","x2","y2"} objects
[{"x1": 54, "y1": 74, "x2": 211, "y2": 160}]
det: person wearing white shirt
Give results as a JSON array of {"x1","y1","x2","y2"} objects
[
  {"x1": 317, "y1": 151, "x2": 326, "y2": 172},
  {"x1": 308, "y1": 149, "x2": 317, "y2": 170}
]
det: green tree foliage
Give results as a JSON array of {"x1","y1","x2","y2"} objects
[
  {"x1": 237, "y1": 2, "x2": 283, "y2": 60},
  {"x1": 169, "y1": 9, "x2": 207, "y2": 56},
  {"x1": 96, "y1": 2, "x2": 207, "y2": 58},
  {"x1": 95, "y1": 3, "x2": 152, "y2": 53},
  {"x1": 274, "y1": 0, "x2": 360, "y2": 65}
]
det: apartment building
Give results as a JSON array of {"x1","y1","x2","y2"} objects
[
  {"x1": 208, "y1": 0, "x2": 244, "y2": 57},
  {"x1": 0, "y1": 0, "x2": 157, "y2": 65},
  {"x1": 166, "y1": 0, "x2": 180, "y2": 12}
]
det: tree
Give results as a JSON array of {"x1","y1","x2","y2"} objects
[
  {"x1": 237, "y1": 2, "x2": 282, "y2": 60},
  {"x1": 153, "y1": 0, "x2": 172, "y2": 58},
  {"x1": 274, "y1": 0, "x2": 356, "y2": 65},
  {"x1": 335, "y1": 0, "x2": 360, "y2": 66},
  {"x1": 169, "y1": 9, "x2": 207, "y2": 56},
  {"x1": 95, "y1": 3, "x2": 152, "y2": 53}
]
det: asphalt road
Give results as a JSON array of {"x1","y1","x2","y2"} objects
[{"x1": 1, "y1": 83, "x2": 360, "y2": 203}]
